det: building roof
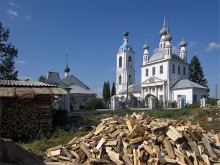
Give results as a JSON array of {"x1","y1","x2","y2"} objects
[
  {"x1": 69, "y1": 84, "x2": 96, "y2": 95},
  {"x1": 149, "y1": 50, "x2": 183, "y2": 62},
  {"x1": 119, "y1": 44, "x2": 133, "y2": 51},
  {"x1": 121, "y1": 84, "x2": 141, "y2": 94},
  {"x1": 0, "y1": 80, "x2": 67, "y2": 98},
  {"x1": 0, "y1": 80, "x2": 56, "y2": 87},
  {"x1": 45, "y1": 71, "x2": 68, "y2": 87},
  {"x1": 172, "y1": 79, "x2": 207, "y2": 90},
  {"x1": 62, "y1": 75, "x2": 90, "y2": 90}
]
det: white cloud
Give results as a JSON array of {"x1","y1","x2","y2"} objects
[
  {"x1": 189, "y1": 41, "x2": 198, "y2": 48},
  {"x1": 206, "y1": 42, "x2": 220, "y2": 52},
  {"x1": 9, "y1": 2, "x2": 19, "y2": 8},
  {"x1": 18, "y1": 76, "x2": 31, "y2": 81},
  {"x1": 7, "y1": 9, "x2": 18, "y2": 18},
  {"x1": 16, "y1": 60, "x2": 27, "y2": 64},
  {"x1": 25, "y1": 15, "x2": 32, "y2": 20}
]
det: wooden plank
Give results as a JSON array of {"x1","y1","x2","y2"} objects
[
  {"x1": 163, "y1": 137, "x2": 175, "y2": 159},
  {"x1": 189, "y1": 141, "x2": 200, "y2": 157},
  {"x1": 105, "y1": 140, "x2": 117, "y2": 146},
  {"x1": 144, "y1": 145, "x2": 156, "y2": 157},
  {"x1": 69, "y1": 150, "x2": 80, "y2": 160},
  {"x1": 202, "y1": 137, "x2": 217, "y2": 159},
  {"x1": 67, "y1": 136, "x2": 78, "y2": 145},
  {"x1": 96, "y1": 137, "x2": 106, "y2": 150},
  {"x1": 166, "y1": 130, "x2": 179, "y2": 142},
  {"x1": 174, "y1": 149, "x2": 185, "y2": 164},
  {"x1": 126, "y1": 120, "x2": 133, "y2": 132},
  {"x1": 47, "y1": 144, "x2": 62, "y2": 152},
  {"x1": 106, "y1": 149, "x2": 123, "y2": 165},
  {"x1": 47, "y1": 149, "x2": 60, "y2": 157},
  {"x1": 201, "y1": 154, "x2": 211, "y2": 165},
  {"x1": 169, "y1": 126, "x2": 182, "y2": 138},
  {"x1": 80, "y1": 143, "x2": 92, "y2": 158},
  {"x1": 109, "y1": 129, "x2": 121, "y2": 138},
  {"x1": 93, "y1": 124, "x2": 105, "y2": 135},
  {"x1": 122, "y1": 155, "x2": 133, "y2": 165}
]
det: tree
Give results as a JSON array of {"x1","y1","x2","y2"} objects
[
  {"x1": 102, "y1": 81, "x2": 111, "y2": 102},
  {"x1": 0, "y1": 21, "x2": 18, "y2": 80},
  {"x1": 38, "y1": 75, "x2": 46, "y2": 82},
  {"x1": 111, "y1": 82, "x2": 116, "y2": 96},
  {"x1": 189, "y1": 55, "x2": 208, "y2": 87}
]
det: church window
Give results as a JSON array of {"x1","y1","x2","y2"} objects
[
  {"x1": 119, "y1": 75, "x2": 122, "y2": 85},
  {"x1": 152, "y1": 67, "x2": 155, "y2": 75},
  {"x1": 146, "y1": 69, "x2": 148, "y2": 76},
  {"x1": 128, "y1": 56, "x2": 132, "y2": 68},
  {"x1": 178, "y1": 66, "x2": 180, "y2": 74},
  {"x1": 183, "y1": 67, "x2": 186, "y2": 75},
  {"x1": 160, "y1": 65, "x2": 163, "y2": 74},
  {"x1": 119, "y1": 57, "x2": 122, "y2": 68},
  {"x1": 172, "y1": 65, "x2": 175, "y2": 73},
  {"x1": 128, "y1": 75, "x2": 132, "y2": 85}
]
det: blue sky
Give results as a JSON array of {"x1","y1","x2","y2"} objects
[{"x1": 0, "y1": 0, "x2": 219, "y2": 98}]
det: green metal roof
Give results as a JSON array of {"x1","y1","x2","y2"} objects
[{"x1": 172, "y1": 79, "x2": 207, "y2": 90}]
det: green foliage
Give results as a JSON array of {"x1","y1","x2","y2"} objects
[
  {"x1": 20, "y1": 128, "x2": 88, "y2": 152},
  {"x1": 84, "y1": 98, "x2": 105, "y2": 109},
  {"x1": 38, "y1": 75, "x2": 46, "y2": 82},
  {"x1": 189, "y1": 103, "x2": 200, "y2": 109},
  {"x1": 129, "y1": 93, "x2": 138, "y2": 107},
  {"x1": 111, "y1": 82, "x2": 116, "y2": 96},
  {"x1": 189, "y1": 55, "x2": 208, "y2": 87},
  {"x1": 207, "y1": 98, "x2": 217, "y2": 106},
  {"x1": 0, "y1": 21, "x2": 18, "y2": 80},
  {"x1": 102, "y1": 81, "x2": 110, "y2": 102}
]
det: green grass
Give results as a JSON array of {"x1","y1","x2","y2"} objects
[{"x1": 20, "y1": 128, "x2": 89, "y2": 152}]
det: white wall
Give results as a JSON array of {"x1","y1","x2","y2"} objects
[{"x1": 173, "y1": 89, "x2": 192, "y2": 104}]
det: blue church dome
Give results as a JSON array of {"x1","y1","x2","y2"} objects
[{"x1": 119, "y1": 44, "x2": 133, "y2": 51}]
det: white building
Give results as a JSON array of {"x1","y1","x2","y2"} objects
[{"x1": 115, "y1": 16, "x2": 208, "y2": 106}]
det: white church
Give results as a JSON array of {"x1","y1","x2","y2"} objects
[{"x1": 115, "y1": 16, "x2": 208, "y2": 107}]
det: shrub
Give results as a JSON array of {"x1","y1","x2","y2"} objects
[{"x1": 84, "y1": 98, "x2": 105, "y2": 109}]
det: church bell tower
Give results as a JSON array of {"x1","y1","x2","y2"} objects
[{"x1": 116, "y1": 31, "x2": 135, "y2": 95}]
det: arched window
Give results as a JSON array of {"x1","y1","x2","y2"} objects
[
  {"x1": 119, "y1": 57, "x2": 122, "y2": 68},
  {"x1": 119, "y1": 75, "x2": 122, "y2": 85},
  {"x1": 128, "y1": 56, "x2": 132, "y2": 68},
  {"x1": 128, "y1": 75, "x2": 132, "y2": 85}
]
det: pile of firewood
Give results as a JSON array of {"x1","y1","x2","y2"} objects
[
  {"x1": 45, "y1": 113, "x2": 220, "y2": 165},
  {"x1": 1, "y1": 96, "x2": 53, "y2": 140}
]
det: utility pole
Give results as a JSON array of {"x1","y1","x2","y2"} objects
[{"x1": 215, "y1": 84, "x2": 218, "y2": 100}]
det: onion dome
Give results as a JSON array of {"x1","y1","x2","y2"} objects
[
  {"x1": 179, "y1": 40, "x2": 187, "y2": 47},
  {"x1": 143, "y1": 43, "x2": 149, "y2": 49},
  {"x1": 64, "y1": 64, "x2": 70, "y2": 73},
  {"x1": 164, "y1": 33, "x2": 172, "y2": 41},
  {"x1": 124, "y1": 31, "x2": 129, "y2": 37},
  {"x1": 159, "y1": 27, "x2": 168, "y2": 36}
]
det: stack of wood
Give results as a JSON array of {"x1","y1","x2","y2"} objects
[
  {"x1": 1, "y1": 96, "x2": 53, "y2": 140},
  {"x1": 45, "y1": 113, "x2": 220, "y2": 165}
]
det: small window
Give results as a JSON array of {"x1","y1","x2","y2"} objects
[
  {"x1": 183, "y1": 67, "x2": 186, "y2": 75},
  {"x1": 172, "y1": 65, "x2": 175, "y2": 73},
  {"x1": 146, "y1": 69, "x2": 148, "y2": 76},
  {"x1": 178, "y1": 66, "x2": 180, "y2": 74},
  {"x1": 119, "y1": 57, "x2": 122, "y2": 68},
  {"x1": 152, "y1": 67, "x2": 155, "y2": 75},
  {"x1": 160, "y1": 65, "x2": 163, "y2": 74},
  {"x1": 128, "y1": 56, "x2": 132, "y2": 68},
  {"x1": 119, "y1": 75, "x2": 122, "y2": 85},
  {"x1": 128, "y1": 75, "x2": 132, "y2": 85}
]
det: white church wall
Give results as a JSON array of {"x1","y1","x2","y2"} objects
[
  {"x1": 173, "y1": 89, "x2": 192, "y2": 104},
  {"x1": 141, "y1": 60, "x2": 168, "y2": 83}
]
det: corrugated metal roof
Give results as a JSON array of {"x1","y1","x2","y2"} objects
[
  {"x1": 172, "y1": 79, "x2": 207, "y2": 90},
  {"x1": 121, "y1": 84, "x2": 141, "y2": 94},
  {"x1": 62, "y1": 75, "x2": 90, "y2": 90},
  {"x1": 149, "y1": 50, "x2": 183, "y2": 62},
  {"x1": 69, "y1": 84, "x2": 96, "y2": 95},
  {"x1": 0, "y1": 80, "x2": 57, "y2": 87}
]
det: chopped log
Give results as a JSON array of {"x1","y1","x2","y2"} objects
[
  {"x1": 163, "y1": 137, "x2": 175, "y2": 159},
  {"x1": 202, "y1": 137, "x2": 217, "y2": 159}
]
